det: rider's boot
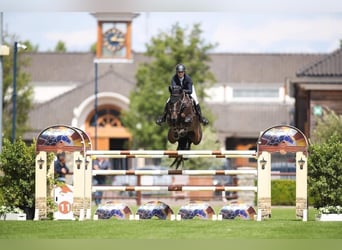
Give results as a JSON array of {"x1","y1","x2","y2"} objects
[
  {"x1": 156, "y1": 103, "x2": 168, "y2": 126},
  {"x1": 195, "y1": 104, "x2": 209, "y2": 126}
]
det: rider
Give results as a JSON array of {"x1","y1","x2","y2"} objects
[{"x1": 156, "y1": 63, "x2": 209, "y2": 126}]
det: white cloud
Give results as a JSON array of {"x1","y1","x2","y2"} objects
[
  {"x1": 5, "y1": 12, "x2": 342, "y2": 53},
  {"x1": 212, "y1": 15, "x2": 342, "y2": 52}
]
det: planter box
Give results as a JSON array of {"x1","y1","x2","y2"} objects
[
  {"x1": 316, "y1": 214, "x2": 342, "y2": 222},
  {"x1": 0, "y1": 213, "x2": 26, "y2": 221}
]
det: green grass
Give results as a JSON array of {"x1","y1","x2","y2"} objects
[{"x1": 0, "y1": 208, "x2": 341, "y2": 239}]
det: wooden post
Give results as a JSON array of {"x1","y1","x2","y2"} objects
[
  {"x1": 126, "y1": 21, "x2": 132, "y2": 59},
  {"x1": 73, "y1": 151, "x2": 84, "y2": 219},
  {"x1": 136, "y1": 175, "x2": 141, "y2": 206},
  {"x1": 296, "y1": 152, "x2": 308, "y2": 220},
  {"x1": 96, "y1": 21, "x2": 102, "y2": 58},
  {"x1": 84, "y1": 155, "x2": 93, "y2": 219},
  {"x1": 257, "y1": 151, "x2": 271, "y2": 220},
  {"x1": 35, "y1": 151, "x2": 47, "y2": 219}
]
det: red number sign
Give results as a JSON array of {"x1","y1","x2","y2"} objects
[{"x1": 58, "y1": 201, "x2": 71, "y2": 214}]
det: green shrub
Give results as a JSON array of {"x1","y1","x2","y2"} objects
[
  {"x1": 271, "y1": 179, "x2": 296, "y2": 205},
  {"x1": 308, "y1": 134, "x2": 342, "y2": 208},
  {"x1": 0, "y1": 138, "x2": 36, "y2": 215}
]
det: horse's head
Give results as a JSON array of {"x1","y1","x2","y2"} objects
[
  {"x1": 168, "y1": 85, "x2": 186, "y2": 125},
  {"x1": 169, "y1": 85, "x2": 183, "y2": 95}
]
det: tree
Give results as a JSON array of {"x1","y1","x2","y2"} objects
[
  {"x1": 0, "y1": 138, "x2": 36, "y2": 218},
  {"x1": 2, "y1": 37, "x2": 34, "y2": 140},
  {"x1": 54, "y1": 40, "x2": 67, "y2": 52},
  {"x1": 308, "y1": 134, "x2": 342, "y2": 208},
  {"x1": 22, "y1": 40, "x2": 39, "y2": 52},
  {"x1": 90, "y1": 42, "x2": 97, "y2": 53},
  {"x1": 0, "y1": 138, "x2": 55, "y2": 219},
  {"x1": 122, "y1": 23, "x2": 217, "y2": 151},
  {"x1": 311, "y1": 108, "x2": 342, "y2": 144},
  {"x1": 308, "y1": 109, "x2": 342, "y2": 208}
]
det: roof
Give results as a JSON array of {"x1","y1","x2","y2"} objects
[
  {"x1": 23, "y1": 52, "x2": 323, "y2": 86},
  {"x1": 296, "y1": 48, "x2": 342, "y2": 77},
  {"x1": 208, "y1": 53, "x2": 323, "y2": 83}
]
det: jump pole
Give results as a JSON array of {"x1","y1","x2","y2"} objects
[
  {"x1": 92, "y1": 185, "x2": 257, "y2": 192},
  {"x1": 86, "y1": 150, "x2": 256, "y2": 158},
  {"x1": 92, "y1": 169, "x2": 257, "y2": 176}
]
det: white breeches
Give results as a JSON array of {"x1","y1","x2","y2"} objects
[{"x1": 190, "y1": 85, "x2": 199, "y2": 105}]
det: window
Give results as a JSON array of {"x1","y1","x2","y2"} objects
[
  {"x1": 233, "y1": 88, "x2": 279, "y2": 98},
  {"x1": 205, "y1": 84, "x2": 284, "y2": 103},
  {"x1": 89, "y1": 109, "x2": 122, "y2": 127}
]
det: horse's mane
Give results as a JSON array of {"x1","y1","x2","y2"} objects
[{"x1": 169, "y1": 85, "x2": 184, "y2": 104}]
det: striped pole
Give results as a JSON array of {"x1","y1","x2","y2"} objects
[
  {"x1": 86, "y1": 150, "x2": 256, "y2": 159},
  {"x1": 92, "y1": 185, "x2": 257, "y2": 192},
  {"x1": 92, "y1": 169, "x2": 257, "y2": 176}
]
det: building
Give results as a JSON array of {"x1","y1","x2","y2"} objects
[
  {"x1": 20, "y1": 13, "x2": 341, "y2": 173},
  {"x1": 289, "y1": 48, "x2": 342, "y2": 137},
  {"x1": 21, "y1": 51, "x2": 325, "y2": 171}
]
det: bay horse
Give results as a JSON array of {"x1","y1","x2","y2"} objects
[{"x1": 166, "y1": 85, "x2": 202, "y2": 168}]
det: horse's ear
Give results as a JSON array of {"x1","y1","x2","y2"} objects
[{"x1": 168, "y1": 85, "x2": 172, "y2": 93}]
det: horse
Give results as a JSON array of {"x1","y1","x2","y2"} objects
[{"x1": 166, "y1": 85, "x2": 202, "y2": 168}]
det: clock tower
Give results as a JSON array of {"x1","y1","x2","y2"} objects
[{"x1": 91, "y1": 12, "x2": 139, "y2": 60}]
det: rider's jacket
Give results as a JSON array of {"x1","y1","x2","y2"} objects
[{"x1": 171, "y1": 74, "x2": 193, "y2": 95}]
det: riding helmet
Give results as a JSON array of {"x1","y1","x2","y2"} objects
[{"x1": 176, "y1": 64, "x2": 186, "y2": 72}]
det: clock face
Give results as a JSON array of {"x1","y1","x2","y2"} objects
[{"x1": 103, "y1": 27, "x2": 126, "y2": 52}]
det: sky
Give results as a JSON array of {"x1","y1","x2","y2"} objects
[{"x1": 2, "y1": 1, "x2": 342, "y2": 54}]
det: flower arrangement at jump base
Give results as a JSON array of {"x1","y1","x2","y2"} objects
[
  {"x1": 0, "y1": 206, "x2": 26, "y2": 220},
  {"x1": 316, "y1": 205, "x2": 342, "y2": 221}
]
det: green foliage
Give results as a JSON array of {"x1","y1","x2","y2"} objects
[
  {"x1": 90, "y1": 42, "x2": 97, "y2": 53},
  {"x1": 54, "y1": 40, "x2": 67, "y2": 52},
  {"x1": 308, "y1": 134, "x2": 342, "y2": 208},
  {"x1": 0, "y1": 138, "x2": 36, "y2": 209},
  {"x1": 2, "y1": 39, "x2": 34, "y2": 139},
  {"x1": 311, "y1": 108, "x2": 342, "y2": 144},
  {"x1": 22, "y1": 40, "x2": 39, "y2": 52},
  {"x1": 271, "y1": 180, "x2": 296, "y2": 205},
  {"x1": 122, "y1": 23, "x2": 217, "y2": 150},
  {"x1": 308, "y1": 109, "x2": 342, "y2": 208}
]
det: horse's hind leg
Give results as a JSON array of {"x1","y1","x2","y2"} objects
[{"x1": 185, "y1": 140, "x2": 192, "y2": 150}]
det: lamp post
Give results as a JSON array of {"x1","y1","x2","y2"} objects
[
  {"x1": 94, "y1": 61, "x2": 98, "y2": 150},
  {"x1": 12, "y1": 41, "x2": 27, "y2": 143}
]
